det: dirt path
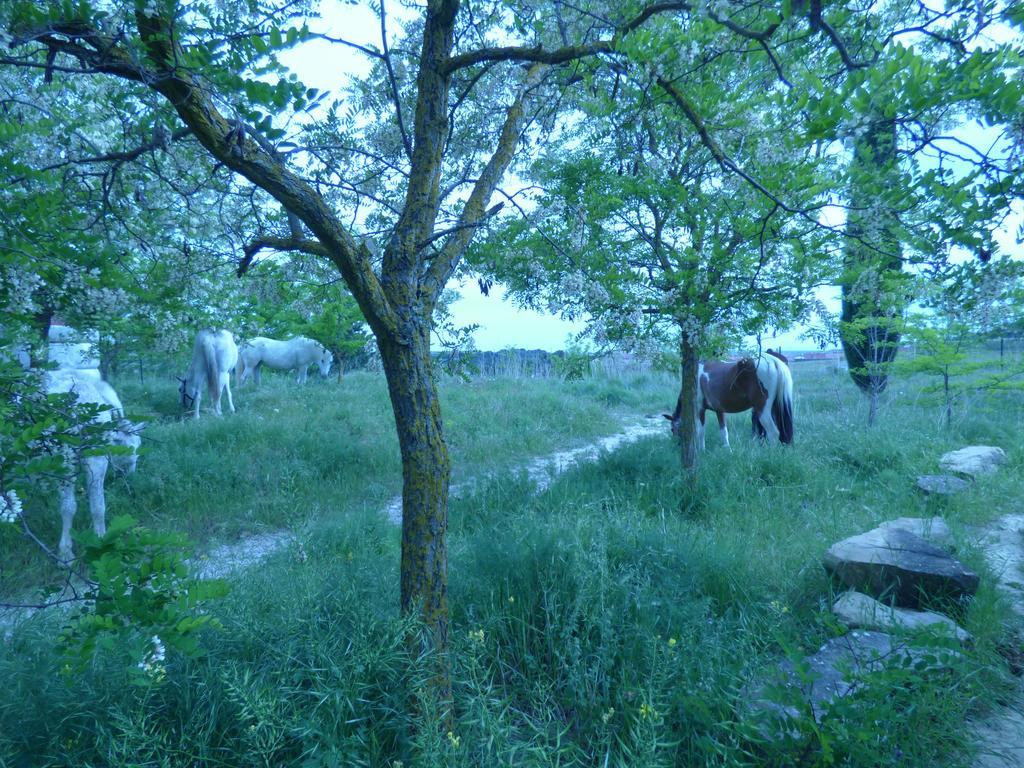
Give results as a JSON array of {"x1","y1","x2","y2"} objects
[
  {"x1": 970, "y1": 514, "x2": 1024, "y2": 768},
  {"x1": 2, "y1": 414, "x2": 665, "y2": 636},
  {"x1": 381, "y1": 415, "x2": 665, "y2": 525}
]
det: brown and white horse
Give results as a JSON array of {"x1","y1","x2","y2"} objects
[{"x1": 664, "y1": 351, "x2": 794, "y2": 449}]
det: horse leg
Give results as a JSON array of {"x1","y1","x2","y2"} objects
[
  {"x1": 222, "y1": 372, "x2": 235, "y2": 414},
  {"x1": 751, "y1": 412, "x2": 767, "y2": 440},
  {"x1": 697, "y1": 409, "x2": 706, "y2": 451},
  {"x1": 717, "y1": 411, "x2": 730, "y2": 449},
  {"x1": 253, "y1": 363, "x2": 262, "y2": 387},
  {"x1": 84, "y1": 455, "x2": 108, "y2": 538},
  {"x1": 58, "y1": 474, "x2": 77, "y2": 561},
  {"x1": 298, "y1": 365, "x2": 308, "y2": 384},
  {"x1": 754, "y1": 406, "x2": 781, "y2": 443},
  {"x1": 194, "y1": 388, "x2": 203, "y2": 419},
  {"x1": 210, "y1": 382, "x2": 222, "y2": 416}
]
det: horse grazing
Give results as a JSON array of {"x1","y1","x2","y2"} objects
[
  {"x1": 179, "y1": 329, "x2": 238, "y2": 418},
  {"x1": 236, "y1": 336, "x2": 334, "y2": 386},
  {"x1": 664, "y1": 353, "x2": 794, "y2": 449},
  {"x1": 45, "y1": 371, "x2": 144, "y2": 560}
]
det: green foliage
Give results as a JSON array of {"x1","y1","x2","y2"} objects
[
  {"x1": 236, "y1": 260, "x2": 370, "y2": 369},
  {"x1": 61, "y1": 515, "x2": 228, "y2": 678},
  {"x1": 3, "y1": 367, "x2": 1021, "y2": 765},
  {"x1": 898, "y1": 260, "x2": 1024, "y2": 428},
  {"x1": 551, "y1": 339, "x2": 593, "y2": 381},
  {"x1": 0, "y1": 353, "x2": 225, "y2": 683},
  {"x1": 0, "y1": 358, "x2": 113, "y2": 513}
]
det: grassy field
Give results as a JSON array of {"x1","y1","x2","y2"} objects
[{"x1": 1, "y1": 363, "x2": 1022, "y2": 767}]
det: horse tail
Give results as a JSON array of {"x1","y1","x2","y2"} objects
[
  {"x1": 201, "y1": 333, "x2": 219, "y2": 398},
  {"x1": 772, "y1": 357, "x2": 794, "y2": 444},
  {"x1": 753, "y1": 355, "x2": 780, "y2": 439},
  {"x1": 235, "y1": 346, "x2": 246, "y2": 383}
]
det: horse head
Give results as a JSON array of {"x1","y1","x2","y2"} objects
[
  {"x1": 662, "y1": 394, "x2": 683, "y2": 438},
  {"x1": 318, "y1": 347, "x2": 334, "y2": 378}
]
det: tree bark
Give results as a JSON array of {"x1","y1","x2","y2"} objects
[
  {"x1": 377, "y1": 315, "x2": 451, "y2": 697},
  {"x1": 677, "y1": 333, "x2": 700, "y2": 471},
  {"x1": 943, "y1": 371, "x2": 951, "y2": 429},
  {"x1": 841, "y1": 114, "x2": 903, "y2": 395}
]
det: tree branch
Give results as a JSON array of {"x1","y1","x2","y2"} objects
[
  {"x1": 237, "y1": 235, "x2": 329, "y2": 276},
  {"x1": 423, "y1": 63, "x2": 549, "y2": 301},
  {"x1": 380, "y1": 0, "x2": 414, "y2": 162},
  {"x1": 444, "y1": 2, "x2": 699, "y2": 74}
]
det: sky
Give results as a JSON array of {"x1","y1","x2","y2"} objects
[{"x1": 280, "y1": 2, "x2": 1022, "y2": 353}]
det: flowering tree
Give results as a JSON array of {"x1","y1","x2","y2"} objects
[
  {"x1": 826, "y1": 16, "x2": 1024, "y2": 413},
  {"x1": 1, "y1": 0, "x2": 1019, "y2": 705},
  {"x1": 900, "y1": 259, "x2": 1024, "y2": 429},
  {"x1": 472, "y1": 74, "x2": 830, "y2": 467}
]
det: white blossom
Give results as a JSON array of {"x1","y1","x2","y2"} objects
[
  {"x1": 138, "y1": 635, "x2": 167, "y2": 679},
  {"x1": 0, "y1": 491, "x2": 22, "y2": 524}
]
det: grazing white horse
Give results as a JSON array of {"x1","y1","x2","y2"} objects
[
  {"x1": 179, "y1": 329, "x2": 238, "y2": 418},
  {"x1": 236, "y1": 336, "x2": 334, "y2": 385},
  {"x1": 45, "y1": 371, "x2": 144, "y2": 561}
]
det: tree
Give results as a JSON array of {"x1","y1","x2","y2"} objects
[
  {"x1": 900, "y1": 259, "x2": 1024, "y2": 428},
  {"x1": 2, "y1": 0, "x2": 1019, "y2": 705},
  {"x1": 471, "y1": 31, "x2": 833, "y2": 468},
  {"x1": 822, "y1": 11, "x2": 1024, "y2": 412},
  {"x1": 0, "y1": 0, "x2": 741, "y2": 697}
]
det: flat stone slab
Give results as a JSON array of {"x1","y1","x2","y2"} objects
[
  {"x1": 877, "y1": 516, "x2": 953, "y2": 548},
  {"x1": 751, "y1": 630, "x2": 959, "y2": 725},
  {"x1": 824, "y1": 526, "x2": 979, "y2": 608},
  {"x1": 832, "y1": 590, "x2": 971, "y2": 644},
  {"x1": 917, "y1": 475, "x2": 971, "y2": 496},
  {"x1": 940, "y1": 446, "x2": 1006, "y2": 477}
]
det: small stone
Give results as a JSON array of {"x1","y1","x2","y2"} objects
[
  {"x1": 916, "y1": 475, "x2": 972, "y2": 496},
  {"x1": 823, "y1": 526, "x2": 979, "y2": 608},
  {"x1": 832, "y1": 590, "x2": 972, "y2": 644},
  {"x1": 940, "y1": 446, "x2": 1007, "y2": 478}
]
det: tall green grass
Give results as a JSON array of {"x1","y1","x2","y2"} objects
[
  {"x1": 1, "y1": 371, "x2": 671, "y2": 595},
  {"x1": 1, "y1": 365, "x2": 1022, "y2": 766}
]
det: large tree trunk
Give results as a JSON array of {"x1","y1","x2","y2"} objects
[
  {"x1": 677, "y1": 333, "x2": 701, "y2": 471},
  {"x1": 840, "y1": 114, "x2": 903, "y2": 395},
  {"x1": 377, "y1": 318, "x2": 451, "y2": 697}
]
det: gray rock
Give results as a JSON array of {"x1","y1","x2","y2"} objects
[
  {"x1": 916, "y1": 475, "x2": 972, "y2": 496},
  {"x1": 878, "y1": 516, "x2": 954, "y2": 547},
  {"x1": 832, "y1": 590, "x2": 972, "y2": 644},
  {"x1": 751, "y1": 630, "x2": 959, "y2": 725},
  {"x1": 823, "y1": 526, "x2": 979, "y2": 608},
  {"x1": 940, "y1": 446, "x2": 1007, "y2": 477}
]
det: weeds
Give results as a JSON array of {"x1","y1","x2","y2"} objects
[{"x1": 1, "y1": 365, "x2": 1022, "y2": 766}]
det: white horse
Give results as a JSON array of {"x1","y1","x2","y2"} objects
[
  {"x1": 45, "y1": 371, "x2": 144, "y2": 561},
  {"x1": 236, "y1": 336, "x2": 334, "y2": 385},
  {"x1": 178, "y1": 329, "x2": 238, "y2": 418}
]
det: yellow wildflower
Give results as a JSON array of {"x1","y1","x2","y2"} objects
[{"x1": 446, "y1": 731, "x2": 461, "y2": 749}]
